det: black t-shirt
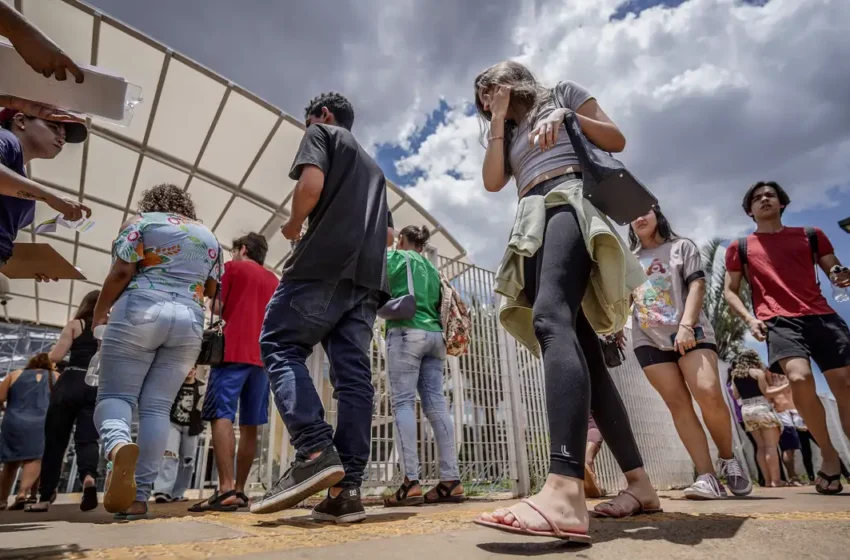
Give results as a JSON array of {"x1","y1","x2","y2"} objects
[
  {"x1": 170, "y1": 380, "x2": 204, "y2": 435},
  {"x1": 285, "y1": 124, "x2": 390, "y2": 299}
]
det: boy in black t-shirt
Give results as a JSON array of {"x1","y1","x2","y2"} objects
[{"x1": 154, "y1": 368, "x2": 204, "y2": 503}]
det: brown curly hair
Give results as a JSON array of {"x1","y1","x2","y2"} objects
[
  {"x1": 26, "y1": 352, "x2": 53, "y2": 371},
  {"x1": 137, "y1": 183, "x2": 197, "y2": 220},
  {"x1": 730, "y1": 349, "x2": 765, "y2": 379}
]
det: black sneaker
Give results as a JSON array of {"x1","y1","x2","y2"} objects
[
  {"x1": 250, "y1": 446, "x2": 345, "y2": 514},
  {"x1": 311, "y1": 487, "x2": 366, "y2": 524}
]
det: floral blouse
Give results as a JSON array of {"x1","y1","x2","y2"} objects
[{"x1": 113, "y1": 212, "x2": 221, "y2": 305}]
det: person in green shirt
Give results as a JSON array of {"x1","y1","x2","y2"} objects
[{"x1": 383, "y1": 226, "x2": 465, "y2": 507}]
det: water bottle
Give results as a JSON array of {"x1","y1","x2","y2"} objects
[
  {"x1": 84, "y1": 325, "x2": 107, "y2": 387},
  {"x1": 831, "y1": 266, "x2": 850, "y2": 304}
]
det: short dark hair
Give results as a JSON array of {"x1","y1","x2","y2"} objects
[
  {"x1": 742, "y1": 181, "x2": 790, "y2": 217},
  {"x1": 137, "y1": 183, "x2": 197, "y2": 220},
  {"x1": 232, "y1": 232, "x2": 269, "y2": 265},
  {"x1": 305, "y1": 92, "x2": 355, "y2": 130}
]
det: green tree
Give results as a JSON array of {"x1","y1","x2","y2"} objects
[{"x1": 700, "y1": 238, "x2": 752, "y2": 362}]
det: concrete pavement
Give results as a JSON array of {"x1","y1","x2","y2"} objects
[{"x1": 1, "y1": 486, "x2": 849, "y2": 559}]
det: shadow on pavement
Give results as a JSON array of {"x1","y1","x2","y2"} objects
[
  {"x1": 256, "y1": 511, "x2": 417, "y2": 529},
  {"x1": 476, "y1": 512, "x2": 747, "y2": 555}
]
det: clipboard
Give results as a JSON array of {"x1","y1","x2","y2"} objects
[{"x1": 0, "y1": 243, "x2": 86, "y2": 280}]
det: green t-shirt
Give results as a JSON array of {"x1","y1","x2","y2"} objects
[{"x1": 385, "y1": 250, "x2": 442, "y2": 332}]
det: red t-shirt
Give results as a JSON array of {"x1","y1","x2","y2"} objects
[
  {"x1": 220, "y1": 260, "x2": 279, "y2": 366},
  {"x1": 725, "y1": 227, "x2": 835, "y2": 321}
]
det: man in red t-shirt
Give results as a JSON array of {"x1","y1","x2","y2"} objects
[
  {"x1": 724, "y1": 181, "x2": 850, "y2": 495},
  {"x1": 196, "y1": 233, "x2": 279, "y2": 510}
]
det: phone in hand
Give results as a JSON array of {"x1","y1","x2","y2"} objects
[{"x1": 671, "y1": 325, "x2": 705, "y2": 347}]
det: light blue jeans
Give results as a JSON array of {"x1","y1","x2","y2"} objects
[
  {"x1": 94, "y1": 290, "x2": 204, "y2": 502},
  {"x1": 153, "y1": 423, "x2": 198, "y2": 499},
  {"x1": 386, "y1": 328, "x2": 460, "y2": 481}
]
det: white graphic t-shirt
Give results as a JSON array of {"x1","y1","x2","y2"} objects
[{"x1": 631, "y1": 238, "x2": 716, "y2": 351}]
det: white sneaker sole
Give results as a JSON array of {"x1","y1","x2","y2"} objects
[
  {"x1": 250, "y1": 465, "x2": 345, "y2": 515},
  {"x1": 311, "y1": 509, "x2": 367, "y2": 524},
  {"x1": 683, "y1": 488, "x2": 723, "y2": 500}
]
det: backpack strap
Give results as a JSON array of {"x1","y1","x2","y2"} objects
[
  {"x1": 805, "y1": 227, "x2": 820, "y2": 286},
  {"x1": 737, "y1": 236, "x2": 749, "y2": 283}
]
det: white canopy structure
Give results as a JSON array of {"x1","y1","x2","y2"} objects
[{"x1": 2, "y1": 0, "x2": 466, "y2": 327}]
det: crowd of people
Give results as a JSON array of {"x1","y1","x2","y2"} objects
[{"x1": 0, "y1": 5, "x2": 849, "y2": 547}]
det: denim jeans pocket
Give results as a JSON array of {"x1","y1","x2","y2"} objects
[
  {"x1": 290, "y1": 281, "x2": 338, "y2": 317},
  {"x1": 123, "y1": 292, "x2": 165, "y2": 326}
]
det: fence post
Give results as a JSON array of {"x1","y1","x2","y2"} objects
[{"x1": 498, "y1": 321, "x2": 530, "y2": 497}]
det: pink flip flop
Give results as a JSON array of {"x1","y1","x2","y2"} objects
[{"x1": 474, "y1": 498, "x2": 592, "y2": 543}]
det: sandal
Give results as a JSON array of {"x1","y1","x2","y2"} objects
[
  {"x1": 8, "y1": 495, "x2": 27, "y2": 511},
  {"x1": 103, "y1": 443, "x2": 139, "y2": 514},
  {"x1": 114, "y1": 502, "x2": 149, "y2": 521},
  {"x1": 584, "y1": 464, "x2": 605, "y2": 499},
  {"x1": 235, "y1": 492, "x2": 250, "y2": 508},
  {"x1": 424, "y1": 480, "x2": 467, "y2": 504},
  {"x1": 474, "y1": 498, "x2": 591, "y2": 543},
  {"x1": 815, "y1": 471, "x2": 843, "y2": 495},
  {"x1": 384, "y1": 480, "x2": 424, "y2": 507},
  {"x1": 591, "y1": 489, "x2": 663, "y2": 519},
  {"x1": 24, "y1": 501, "x2": 50, "y2": 513},
  {"x1": 188, "y1": 489, "x2": 239, "y2": 512},
  {"x1": 81, "y1": 484, "x2": 98, "y2": 512}
]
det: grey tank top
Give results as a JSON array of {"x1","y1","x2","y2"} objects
[{"x1": 508, "y1": 81, "x2": 592, "y2": 195}]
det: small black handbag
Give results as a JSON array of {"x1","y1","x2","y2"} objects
[
  {"x1": 553, "y1": 83, "x2": 658, "y2": 226},
  {"x1": 600, "y1": 334, "x2": 625, "y2": 369},
  {"x1": 196, "y1": 247, "x2": 226, "y2": 367}
]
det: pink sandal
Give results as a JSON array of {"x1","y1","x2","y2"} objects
[{"x1": 474, "y1": 498, "x2": 591, "y2": 543}]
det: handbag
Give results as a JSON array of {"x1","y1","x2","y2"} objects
[
  {"x1": 196, "y1": 246, "x2": 226, "y2": 367},
  {"x1": 600, "y1": 334, "x2": 625, "y2": 369},
  {"x1": 377, "y1": 251, "x2": 417, "y2": 321},
  {"x1": 553, "y1": 84, "x2": 658, "y2": 226}
]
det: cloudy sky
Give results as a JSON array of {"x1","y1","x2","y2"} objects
[{"x1": 88, "y1": 0, "x2": 849, "y2": 333}]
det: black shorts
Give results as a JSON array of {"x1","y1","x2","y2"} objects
[
  {"x1": 766, "y1": 314, "x2": 850, "y2": 374},
  {"x1": 779, "y1": 426, "x2": 801, "y2": 451},
  {"x1": 634, "y1": 343, "x2": 718, "y2": 368}
]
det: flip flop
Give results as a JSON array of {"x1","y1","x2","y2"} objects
[
  {"x1": 815, "y1": 471, "x2": 843, "y2": 495},
  {"x1": 24, "y1": 502, "x2": 50, "y2": 513},
  {"x1": 80, "y1": 484, "x2": 98, "y2": 512},
  {"x1": 584, "y1": 465, "x2": 605, "y2": 499},
  {"x1": 8, "y1": 496, "x2": 28, "y2": 511},
  {"x1": 114, "y1": 504, "x2": 149, "y2": 521},
  {"x1": 188, "y1": 489, "x2": 239, "y2": 512},
  {"x1": 474, "y1": 498, "x2": 591, "y2": 543},
  {"x1": 590, "y1": 489, "x2": 663, "y2": 519},
  {"x1": 103, "y1": 443, "x2": 139, "y2": 514}
]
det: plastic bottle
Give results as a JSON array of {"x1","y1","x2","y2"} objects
[
  {"x1": 831, "y1": 266, "x2": 850, "y2": 304},
  {"x1": 84, "y1": 325, "x2": 107, "y2": 387}
]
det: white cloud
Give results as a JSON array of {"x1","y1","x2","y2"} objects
[{"x1": 395, "y1": 0, "x2": 850, "y2": 269}]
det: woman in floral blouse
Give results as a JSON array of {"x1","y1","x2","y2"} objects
[{"x1": 92, "y1": 183, "x2": 221, "y2": 519}]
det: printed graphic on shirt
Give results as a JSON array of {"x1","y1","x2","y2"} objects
[
  {"x1": 172, "y1": 385, "x2": 195, "y2": 425},
  {"x1": 634, "y1": 257, "x2": 678, "y2": 328}
]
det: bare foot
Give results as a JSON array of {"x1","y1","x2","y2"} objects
[{"x1": 478, "y1": 474, "x2": 588, "y2": 534}]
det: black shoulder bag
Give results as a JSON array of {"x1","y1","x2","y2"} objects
[
  {"x1": 196, "y1": 246, "x2": 226, "y2": 367},
  {"x1": 553, "y1": 83, "x2": 658, "y2": 225}
]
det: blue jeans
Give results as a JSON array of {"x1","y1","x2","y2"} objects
[
  {"x1": 154, "y1": 423, "x2": 198, "y2": 499},
  {"x1": 260, "y1": 279, "x2": 379, "y2": 488},
  {"x1": 386, "y1": 328, "x2": 459, "y2": 481},
  {"x1": 94, "y1": 290, "x2": 204, "y2": 502}
]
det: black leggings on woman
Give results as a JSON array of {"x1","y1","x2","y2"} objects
[{"x1": 523, "y1": 203, "x2": 644, "y2": 480}]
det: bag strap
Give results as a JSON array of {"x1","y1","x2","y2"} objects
[
  {"x1": 403, "y1": 251, "x2": 415, "y2": 297},
  {"x1": 805, "y1": 226, "x2": 820, "y2": 286},
  {"x1": 208, "y1": 245, "x2": 223, "y2": 329}
]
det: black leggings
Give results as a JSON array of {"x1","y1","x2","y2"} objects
[
  {"x1": 523, "y1": 203, "x2": 643, "y2": 479},
  {"x1": 38, "y1": 369, "x2": 99, "y2": 500}
]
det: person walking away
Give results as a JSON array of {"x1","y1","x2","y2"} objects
[
  {"x1": 472, "y1": 61, "x2": 660, "y2": 543},
  {"x1": 0, "y1": 353, "x2": 55, "y2": 510},
  {"x1": 726, "y1": 373, "x2": 766, "y2": 487},
  {"x1": 154, "y1": 367, "x2": 204, "y2": 503},
  {"x1": 730, "y1": 350, "x2": 787, "y2": 487},
  {"x1": 584, "y1": 415, "x2": 606, "y2": 498},
  {"x1": 92, "y1": 184, "x2": 220, "y2": 519},
  {"x1": 252, "y1": 92, "x2": 391, "y2": 524},
  {"x1": 194, "y1": 233, "x2": 277, "y2": 511},
  {"x1": 26, "y1": 291, "x2": 101, "y2": 513},
  {"x1": 724, "y1": 181, "x2": 850, "y2": 495},
  {"x1": 382, "y1": 226, "x2": 465, "y2": 507},
  {"x1": 0, "y1": 106, "x2": 90, "y2": 274},
  {"x1": 766, "y1": 371, "x2": 805, "y2": 485},
  {"x1": 629, "y1": 207, "x2": 751, "y2": 499}
]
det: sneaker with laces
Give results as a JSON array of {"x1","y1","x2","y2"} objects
[
  {"x1": 311, "y1": 487, "x2": 367, "y2": 524},
  {"x1": 250, "y1": 446, "x2": 345, "y2": 514},
  {"x1": 684, "y1": 473, "x2": 727, "y2": 500},
  {"x1": 717, "y1": 457, "x2": 753, "y2": 497}
]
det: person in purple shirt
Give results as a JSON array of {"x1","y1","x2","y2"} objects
[{"x1": 0, "y1": 105, "x2": 90, "y2": 273}]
